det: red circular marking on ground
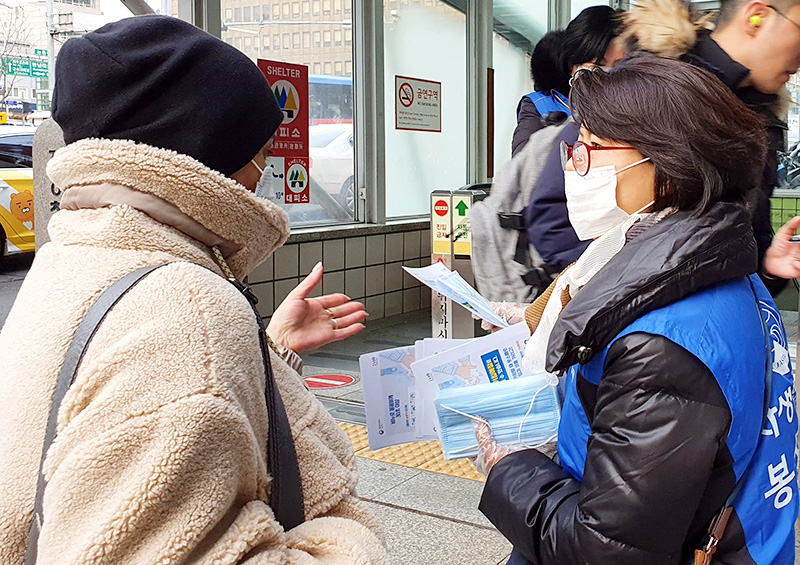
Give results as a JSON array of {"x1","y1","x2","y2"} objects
[{"x1": 304, "y1": 374, "x2": 356, "y2": 389}]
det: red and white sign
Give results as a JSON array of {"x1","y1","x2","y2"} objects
[
  {"x1": 258, "y1": 59, "x2": 310, "y2": 205},
  {"x1": 395, "y1": 75, "x2": 441, "y2": 133},
  {"x1": 304, "y1": 374, "x2": 356, "y2": 389},
  {"x1": 434, "y1": 199, "x2": 449, "y2": 217}
]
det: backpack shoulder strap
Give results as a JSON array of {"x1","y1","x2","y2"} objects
[{"x1": 25, "y1": 264, "x2": 168, "y2": 565}]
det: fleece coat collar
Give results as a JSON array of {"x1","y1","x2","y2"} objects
[{"x1": 46, "y1": 138, "x2": 290, "y2": 279}]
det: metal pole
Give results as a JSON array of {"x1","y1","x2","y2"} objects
[{"x1": 46, "y1": 0, "x2": 54, "y2": 100}]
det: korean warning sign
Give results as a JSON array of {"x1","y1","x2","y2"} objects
[
  {"x1": 395, "y1": 75, "x2": 441, "y2": 133},
  {"x1": 258, "y1": 59, "x2": 310, "y2": 205}
]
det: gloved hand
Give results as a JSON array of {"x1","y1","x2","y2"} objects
[
  {"x1": 471, "y1": 419, "x2": 514, "y2": 476},
  {"x1": 472, "y1": 302, "x2": 529, "y2": 332}
]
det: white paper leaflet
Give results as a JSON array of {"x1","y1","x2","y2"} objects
[{"x1": 403, "y1": 263, "x2": 509, "y2": 328}]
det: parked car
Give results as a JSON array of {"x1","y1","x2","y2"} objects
[
  {"x1": 309, "y1": 123, "x2": 354, "y2": 212},
  {"x1": 0, "y1": 125, "x2": 36, "y2": 258}
]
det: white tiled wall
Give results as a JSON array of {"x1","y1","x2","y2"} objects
[{"x1": 249, "y1": 228, "x2": 432, "y2": 321}]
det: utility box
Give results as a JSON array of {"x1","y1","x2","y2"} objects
[{"x1": 430, "y1": 184, "x2": 490, "y2": 339}]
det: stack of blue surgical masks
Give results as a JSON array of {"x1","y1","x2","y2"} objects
[{"x1": 435, "y1": 373, "x2": 561, "y2": 461}]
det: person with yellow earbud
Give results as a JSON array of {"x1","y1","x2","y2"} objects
[{"x1": 622, "y1": 0, "x2": 800, "y2": 300}]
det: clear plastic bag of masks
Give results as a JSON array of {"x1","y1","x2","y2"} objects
[{"x1": 435, "y1": 373, "x2": 561, "y2": 461}]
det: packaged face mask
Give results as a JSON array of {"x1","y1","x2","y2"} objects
[{"x1": 435, "y1": 373, "x2": 561, "y2": 461}]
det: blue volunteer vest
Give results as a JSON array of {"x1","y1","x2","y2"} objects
[
  {"x1": 557, "y1": 275, "x2": 798, "y2": 564},
  {"x1": 519, "y1": 90, "x2": 571, "y2": 119}
]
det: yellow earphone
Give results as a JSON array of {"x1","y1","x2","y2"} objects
[{"x1": 750, "y1": 14, "x2": 762, "y2": 26}]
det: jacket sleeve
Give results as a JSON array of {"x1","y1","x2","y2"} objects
[
  {"x1": 36, "y1": 266, "x2": 389, "y2": 565},
  {"x1": 512, "y1": 97, "x2": 544, "y2": 157},
  {"x1": 479, "y1": 333, "x2": 733, "y2": 565}
]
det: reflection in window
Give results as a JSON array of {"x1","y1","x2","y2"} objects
[
  {"x1": 313, "y1": 0, "x2": 320, "y2": 15},
  {"x1": 323, "y1": 30, "x2": 331, "y2": 46},
  {"x1": 292, "y1": 32, "x2": 300, "y2": 48},
  {"x1": 243, "y1": 6, "x2": 251, "y2": 20},
  {"x1": 282, "y1": 33, "x2": 290, "y2": 48},
  {"x1": 384, "y1": 0, "x2": 467, "y2": 218},
  {"x1": 234, "y1": 7, "x2": 241, "y2": 20},
  {"x1": 225, "y1": 8, "x2": 232, "y2": 21},
  {"x1": 272, "y1": 4, "x2": 280, "y2": 18}
]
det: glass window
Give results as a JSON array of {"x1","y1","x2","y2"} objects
[
  {"x1": 492, "y1": 1, "x2": 548, "y2": 169},
  {"x1": 225, "y1": 8, "x2": 233, "y2": 21},
  {"x1": 334, "y1": 0, "x2": 341, "y2": 13},
  {"x1": 383, "y1": 0, "x2": 467, "y2": 218},
  {"x1": 234, "y1": 6, "x2": 241, "y2": 20},
  {"x1": 243, "y1": 6, "x2": 251, "y2": 20},
  {"x1": 322, "y1": 0, "x2": 331, "y2": 15},
  {"x1": 0, "y1": 133, "x2": 34, "y2": 168},
  {"x1": 344, "y1": 27, "x2": 352, "y2": 45},
  {"x1": 223, "y1": 0, "x2": 356, "y2": 226}
]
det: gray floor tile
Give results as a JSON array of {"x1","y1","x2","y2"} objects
[
  {"x1": 355, "y1": 457, "x2": 421, "y2": 499},
  {"x1": 361, "y1": 500, "x2": 511, "y2": 565},
  {"x1": 373, "y1": 469, "x2": 493, "y2": 528}
]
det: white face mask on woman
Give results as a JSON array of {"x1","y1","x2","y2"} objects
[{"x1": 564, "y1": 158, "x2": 652, "y2": 240}]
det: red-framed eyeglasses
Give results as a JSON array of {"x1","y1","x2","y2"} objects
[{"x1": 560, "y1": 140, "x2": 639, "y2": 176}]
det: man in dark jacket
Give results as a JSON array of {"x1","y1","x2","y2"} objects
[{"x1": 622, "y1": 0, "x2": 800, "y2": 295}]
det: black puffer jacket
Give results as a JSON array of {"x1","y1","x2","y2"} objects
[{"x1": 479, "y1": 202, "x2": 765, "y2": 564}]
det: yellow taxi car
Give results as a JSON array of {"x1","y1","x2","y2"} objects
[{"x1": 0, "y1": 125, "x2": 36, "y2": 258}]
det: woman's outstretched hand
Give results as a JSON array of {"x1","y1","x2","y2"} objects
[
  {"x1": 267, "y1": 262, "x2": 367, "y2": 354},
  {"x1": 764, "y1": 216, "x2": 800, "y2": 279}
]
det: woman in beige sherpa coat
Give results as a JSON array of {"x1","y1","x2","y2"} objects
[{"x1": 0, "y1": 15, "x2": 389, "y2": 565}]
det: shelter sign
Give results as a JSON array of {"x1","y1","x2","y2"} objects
[
  {"x1": 258, "y1": 59, "x2": 310, "y2": 204},
  {"x1": 395, "y1": 75, "x2": 441, "y2": 132}
]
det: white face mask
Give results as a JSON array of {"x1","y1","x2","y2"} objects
[
  {"x1": 564, "y1": 157, "x2": 652, "y2": 240},
  {"x1": 250, "y1": 159, "x2": 275, "y2": 200}
]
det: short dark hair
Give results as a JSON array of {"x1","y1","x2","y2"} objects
[
  {"x1": 718, "y1": 0, "x2": 800, "y2": 27},
  {"x1": 569, "y1": 56, "x2": 767, "y2": 213},
  {"x1": 530, "y1": 30, "x2": 570, "y2": 95},
  {"x1": 561, "y1": 6, "x2": 622, "y2": 74}
]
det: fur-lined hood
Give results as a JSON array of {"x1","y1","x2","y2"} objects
[
  {"x1": 47, "y1": 138, "x2": 290, "y2": 279},
  {"x1": 621, "y1": 0, "x2": 714, "y2": 60}
]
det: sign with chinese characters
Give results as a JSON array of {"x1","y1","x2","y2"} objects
[
  {"x1": 395, "y1": 75, "x2": 441, "y2": 132},
  {"x1": 257, "y1": 59, "x2": 310, "y2": 205}
]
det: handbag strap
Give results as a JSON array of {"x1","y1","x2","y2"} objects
[
  {"x1": 25, "y1": 263, "x2": 304, "y2": 564},
  {"x1": 694, "y1": 277, "x2": 773, "y2": 565}
]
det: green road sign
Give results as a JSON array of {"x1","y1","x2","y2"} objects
[
  {"x1": 34, "y1": 49, "x2": 48, "y2": 57},
  {"x1": 2, "y1": 57, "x2": 48, "y2": 78}
]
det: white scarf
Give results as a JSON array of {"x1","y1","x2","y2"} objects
[{"x1": 522, "y1": 209, "x2": 670, "y2": 380}]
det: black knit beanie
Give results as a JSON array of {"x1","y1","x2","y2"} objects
[{"x1": 52, "y1": 15, "x2": 284, "y2": 177}]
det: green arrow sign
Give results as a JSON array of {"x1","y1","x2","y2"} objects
[{"x1": 455, "y1": 200, "x2": 469, "y2": 216}]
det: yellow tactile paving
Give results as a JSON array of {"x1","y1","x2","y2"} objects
[{"x1": 338, "y1": 422, "x2": 485, "y2": 482}]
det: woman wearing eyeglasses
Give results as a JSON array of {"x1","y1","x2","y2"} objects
[{"x1": 475, "y1": 57, "x2": 798, "y2": 565}]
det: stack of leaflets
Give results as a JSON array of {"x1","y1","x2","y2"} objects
[{"x1": 359, "y1": 262, "x2": 558, "y2": 457}]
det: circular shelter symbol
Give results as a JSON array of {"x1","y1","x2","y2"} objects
[
  {"x1": 272, "y1": 79, "x2": 300, "y2": 125},
  {"x1": 286, "y1": 163, "x2": 308, "y2": 193}
]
